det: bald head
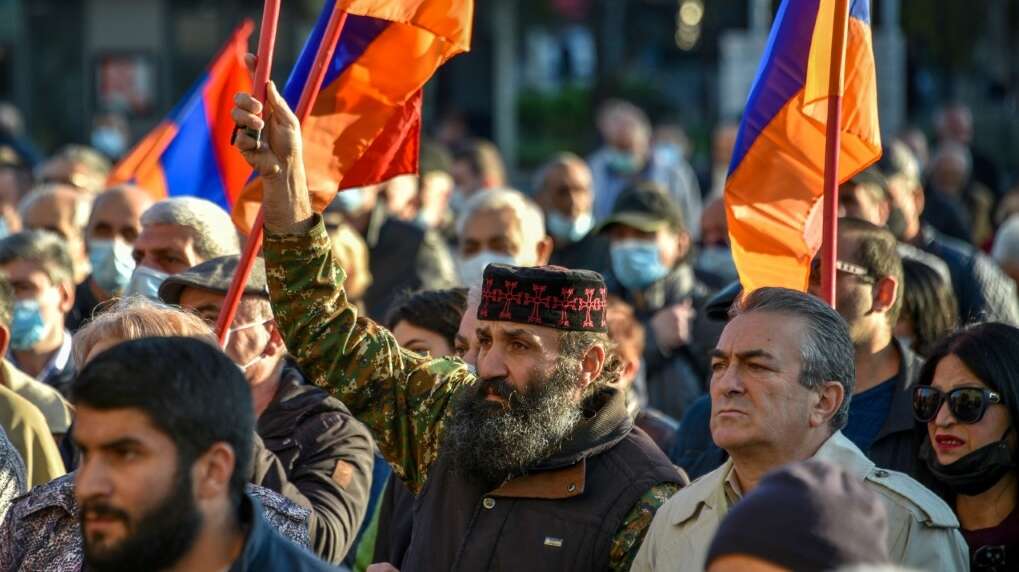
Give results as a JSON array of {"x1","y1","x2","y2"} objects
[
  {"x1": 88, "y1": 185, "x2": 156, "y2": 245},
  {"x1": 19, "y1": 184, "x2": 93, "y2": 282}
]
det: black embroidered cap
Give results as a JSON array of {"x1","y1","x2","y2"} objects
[{"x1": 479, "y1": 264, "x2": 608, "y2": 333}]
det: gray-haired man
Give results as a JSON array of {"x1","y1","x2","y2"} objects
[
  {"x1": 631, "y1": 288, "x2": 969, "y2": 572},
  {"x1": 126, "y1": 197, "x2": 240, "y2": 300}
]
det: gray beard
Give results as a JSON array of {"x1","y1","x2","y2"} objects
[{"x1": 442, "y1": 359, "x2": 585, "y2": 488}]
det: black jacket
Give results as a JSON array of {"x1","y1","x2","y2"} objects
[
  {"x1": 229, "y1": 494, "x2": 338, "y2": 572},
  {"x1": 608, "y1": 264, "x2": 721, "y2": 420},
  {"x1": 670, "y1": 339, "x2": 927, "y2": 480},
  {"x1": 361, "y1": 205, "x2": 458, "y2": 320},
  {"x1": 251, "y1": 365, "x2": 375, "y2": 564},
  {"x1": 918, "y1": 224, "x2": 1019, "y2": 325}
]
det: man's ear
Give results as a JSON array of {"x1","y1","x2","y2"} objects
[
  {"x1": 57, "y1": 281, "x2": 75, "y2": 314},
  {"x1": 578, "y1": 343, "x2": 607, "y2": 392},
  {"x1": 871, "y1": 275, "x2": 899, "y2": 315},
  {"x1": 913, "y1": 186, "x2": 926, "y2": 217},
  {"x1": 810, "y1": 380, "x2": 846, "y2": 429},
  {"x1": 265, "y1": 320, "x2": 287, "y2": 357},
  {"x1": 193, "y1": 442, "x2": 237, "y2": 503},
  {"x1": 536, "y1": 236, "x2": 554, "y2": 266},
  {"x1": 0, "y1": 324, "x2": 9, "y2": 356},
  {"x1": 675, "y1": 230, "x2": 692, "y2": 261}
]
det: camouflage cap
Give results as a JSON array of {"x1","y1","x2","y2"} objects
[{"x1": 159, "y1": 255, "x2": 268, "y2": 305}]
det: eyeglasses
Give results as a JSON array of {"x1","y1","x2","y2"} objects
[
  {"x1": 912, "y1": 386, "x2": 1003, "y2": 424},
  {"x1": 809, "y1": 258, "x2": 875, "y2": 284}
]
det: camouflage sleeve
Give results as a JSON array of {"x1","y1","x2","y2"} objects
[
  {"x1": 263, "y1": 216, "x2": 475, "y2": 494},
  {"x1": 608, "y1": 482, "x2": 681, "y2": 572}
]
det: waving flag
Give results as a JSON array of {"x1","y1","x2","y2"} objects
[
  {"x1": 108, "y1": 21, "x2": 254, "y2": 210},
  {"x1": 724, "y1": 0, "x2": 881, "y2": 292},
  {"x1": 231, "y1": 0, "x2": 474, "y2": 232}
]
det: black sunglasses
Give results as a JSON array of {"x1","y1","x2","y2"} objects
[{"x1": 912, "y1": 386, "x2": 1003, "y2": 424}]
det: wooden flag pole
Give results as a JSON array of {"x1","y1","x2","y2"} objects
[
  {"x1": 819, "y1": 0, "x2": 850, "y2": 309},
  {"x1": 217, "y1": 5, "x2": 350, "y2": 345}
]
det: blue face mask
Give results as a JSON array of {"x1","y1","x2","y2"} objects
[
  {"x1": 611, "y1": 240, "x2": 669, "y2": 291},
  {"x1": 604, "y1": 149, "x2": 640, "y2": 175},
  {"x1": 10, "y1": 299, "x2": 47, "y2": 351},
  {"x1": 123, "y1": 265, "x2": 169, "y2": 300},
  {"x1": 546, "y1": 211, "x2": 594, "y2": 244},
  {"x1": 88, "y1": 239, "x2": 136, "y2": 294},
  {"x1": 333, "y1": 187, "x2": 366, "y2": 214}
]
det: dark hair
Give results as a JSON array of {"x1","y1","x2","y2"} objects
[
  {"x1": 899, "y1": 259, "x2": 958, "y2": 357},
  {"x1": 917, "y1": 323, "x2": 1019, "y2": 417},
  {"x1": 71, "y1": 337, "x2": 254, "y2": 509},
  {"x1": 844, "y1": 168, "x2": 890, "y2": 203},
  {"x1": 733, "y1": 287, "x2": 856, "y2": 430},
  {"x1": 385, "y1": 288, "x2": 469, "y2": 348},
  {"x1": 0, "y1": 229, "x2": 75, "y2": 287},
  {"x1": 839, "y1": 217, "x2": 905, "y2": 324}
]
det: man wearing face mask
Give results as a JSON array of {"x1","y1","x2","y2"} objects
[
  {"x1": 65, "y1": 185, "x2": 153, "y2": 331},
  {"x1": 588, "y1": 101, "x2": 701, "y2": 237},
  {"x1": 0, "y1": 231, "x2": 77, "y2": 395},
  {"x1": 326, "y1": 185, "x2": 458, "y2": 320},
  {"x1": 127, "y1": 197, "x2": 240, "y2": 301},
  {"x1": 598, "y1": 184, "x2": 718, "y2": 420},
  {"x1": 455, "y1": 188, "x2": 553, "y2": 289},
  {"x1": 159, "y1": 255, "x2": 374, "y2": 564},
  {"x1": 694, "y1": 197, "x2": 738, "y2": 290},
  {"x1": 533, "y1": 153, "x2": 611, "y2": 276}
]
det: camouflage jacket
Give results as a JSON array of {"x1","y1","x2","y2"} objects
[{"x1": 263, "y1": 217, "x2": 680, "y2": 570}]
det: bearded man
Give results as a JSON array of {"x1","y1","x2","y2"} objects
[{"x1": 231, "y1": 82, "x2": 685, "y2": 571}]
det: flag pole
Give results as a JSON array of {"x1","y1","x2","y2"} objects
[
  {"x1": 217, "y1": 5, "x2": 350, "y2": 345},
  {"x1": 819, "y1": 0, "x2": 851, "y2": 309}
]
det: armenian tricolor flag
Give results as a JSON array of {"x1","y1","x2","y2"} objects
[
  {"x1": 725, "y1": 0, "x2": 881, "y2": 292},
  {"x1": 107, "y1": 21, "x2": 254, "y2": 211},
  {"x1": 231, "y1": 0, "x2": 474, "y2": 232}
]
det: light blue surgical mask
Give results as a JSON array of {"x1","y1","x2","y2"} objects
[
  {"x1": 91, "y1": 127, "x2": 127, "y2": 159},
  {"x1": 604, "y1": 149, "x2": 639, "y2": 175},
  {"x1": 123, "y1": 265, "x2": 169, "y2": 300},
  {"x1": 10, "y1": 299, "x2": 47, "y2": 351},
  {"x1": 611, "y1": 239, "x2": 669, "y2": 291},
  {"x1": 696, "y1": 245, "x2": 739, "y2": 284},
  {"x1": 546, "y1": 211, "x2": 594, "y2": 244},
  {"x1": 88, "y1": 239, "x2": 136, "y2": 294},
  {"x1": 0, "y1": 218, "x2": 9, "y2": 241},
  {"x1": 333, "y1": 187, "x2": 366, "y2": 214}
]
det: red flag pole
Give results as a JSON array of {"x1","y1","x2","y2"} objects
[
  {"x1": 819, "y1": 0, "x2": 851, "y2": 309},
  {"x1": 217, "y1": 5, "x2": 350, "y2": 345}
]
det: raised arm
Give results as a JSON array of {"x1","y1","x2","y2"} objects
[{"x1": 233, "y1": 84, "x2": 474, "y2": 492}]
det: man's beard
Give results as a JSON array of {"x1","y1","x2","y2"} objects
[
  {"x1": 442, "y1": 358, "x2": 586, "y2": 488},
  {"x1": 81, "y1": 464, "x2": 204, "y2": 572},
  {"x1": 886, "y1": 206, "x2": 909, "y2": 240}
]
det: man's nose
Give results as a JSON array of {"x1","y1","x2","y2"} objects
[
  {"x1": 711, "y1": 365, "x2": 745, "y2": 398},
  {"x1": 477, "y1": 344, "x2": 509, "y2": 381},
  {"x1": 75, "y1": 457, "x2": 114, "y2": 502}
]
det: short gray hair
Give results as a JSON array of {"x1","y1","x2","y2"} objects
[
  {"x1": 0, "y1": 230, "x2": 75, "y2": 286},
  {"x1": 732, "y1": 287, "x2": 855, "y2": 430},
  {"x1": 141, "y1": 198, "x2": 240, "y2": 261},
  {"x1": 455, "y1": 189, "x2": 546, "y2": 243},
  {"x1": 18, "y1": 184, "x2": 94, "y2": 231},
  {"x1": 993, "y1": 215, "x2": 1019, "y2": 267}
]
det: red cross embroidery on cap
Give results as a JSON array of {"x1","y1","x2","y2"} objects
[{"x1": 524, "y1": 284, "x2": 552, "y2": 324}]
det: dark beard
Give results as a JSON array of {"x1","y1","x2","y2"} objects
[
  {"x1": 886, "y1": 206, "x2": 909, "y2": 240},
  {"x1": 81, "y1": 465, "x2": 204, "y2": 572},
  {"x1": 442, "y1": 358, "x2": 585, "y2": 488}
]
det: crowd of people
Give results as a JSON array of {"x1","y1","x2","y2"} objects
[{"x1": 0, "y1": 81, "x2": 1014, "y2": 571}]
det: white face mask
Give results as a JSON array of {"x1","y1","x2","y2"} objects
[
  {"x1": 225, "y1": 319, "x2": 272, "y2": 372},
  {"x1": 457, "y1": 250, "x2": 518, "y2": 288}
]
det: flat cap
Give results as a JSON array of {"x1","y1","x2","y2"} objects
[{"x1": 159, "y1": 255, "x2": 268, "y2": 305}]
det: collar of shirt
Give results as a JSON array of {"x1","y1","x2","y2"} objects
[
  {"x1": 38, "y1": 330, "x2": 73, "y2": 382},
  {"x1": 722, "y1": 463, "x2": 744, "y2": 506}
]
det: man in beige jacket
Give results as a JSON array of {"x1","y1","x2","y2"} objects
[{"x1": 632, "y1": 287, "x2": 969, "y2": 572}]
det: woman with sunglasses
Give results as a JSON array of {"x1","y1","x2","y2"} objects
[{"x1": 913, "y1": 323, "x2": 1019, "y2": 570}]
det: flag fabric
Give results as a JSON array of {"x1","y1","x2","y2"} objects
[
  {"x1": 231, "y1": 0, "x2": 474, "y2": 232},
  {"x1": 724, "y1": 0, "x2": 881, "y2": 293},
  {"x1": 107, "y1": 21, "x2": 254, "y2": 211}
]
